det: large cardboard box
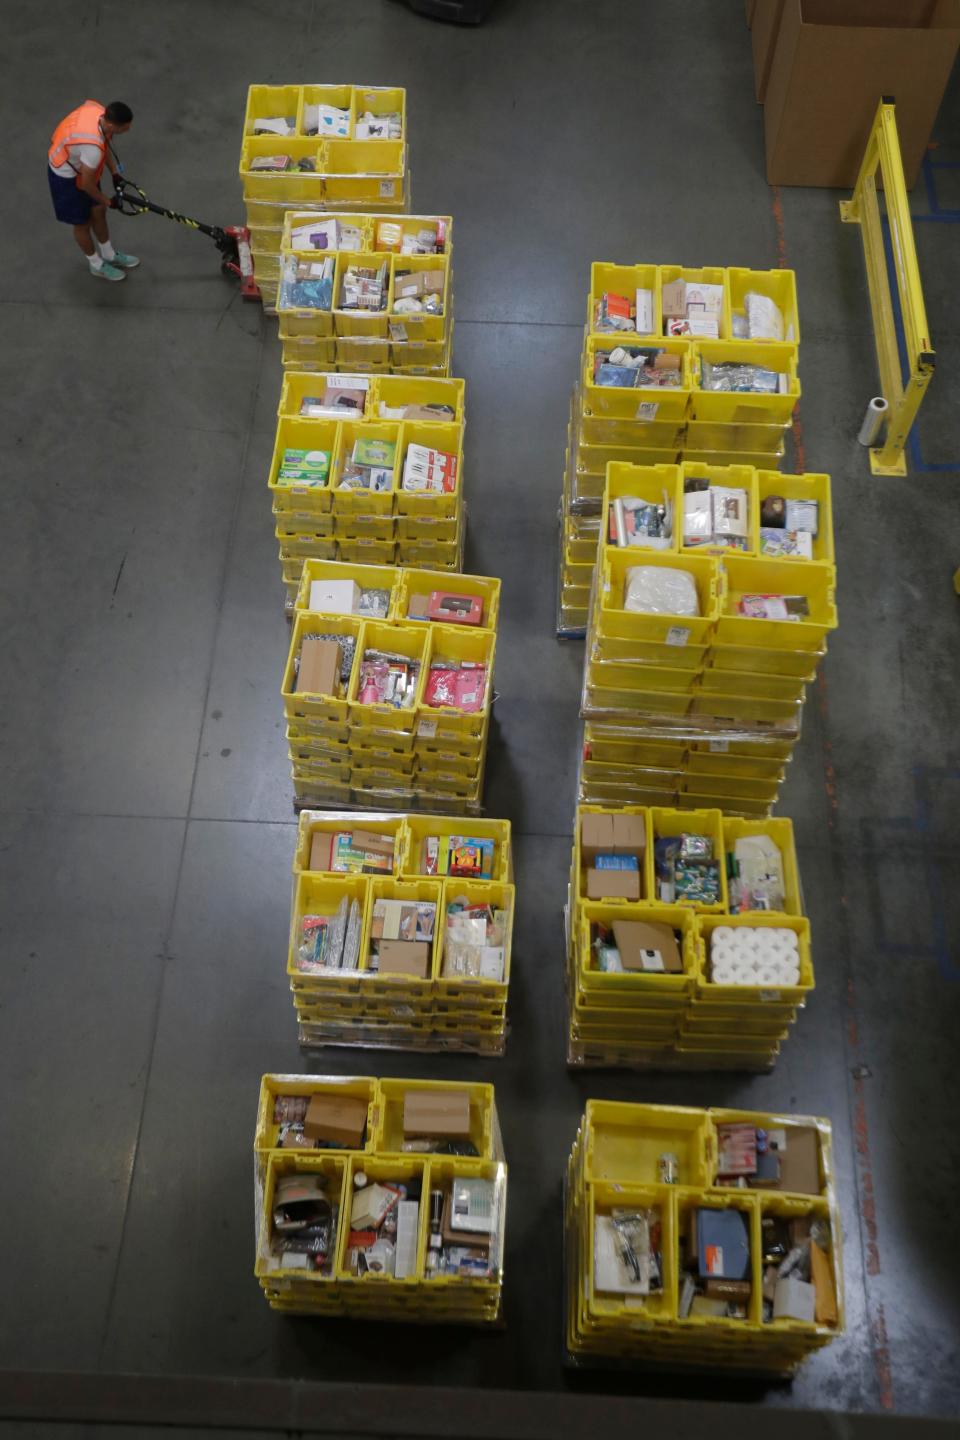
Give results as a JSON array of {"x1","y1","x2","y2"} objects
[
  {"x1": 751, "y1": 0, "x2": 786, "y2": 102},
  {"x1": 303, "y1": 1093, "x2": 368, "y2": 1148},
  {"x1": 402, "y1": 1088, "x2": 471, "y2": 1139},
  {"x1": 764, "y1": 0, "x2": 960, "y2": 188}
]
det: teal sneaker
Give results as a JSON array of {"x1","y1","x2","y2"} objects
[
  {"x1": 109, "y1": 251, "x2": 140, "y2": 269},
  {"x1": 91, "y1": 261, "x2": 126, "y2": 281}
]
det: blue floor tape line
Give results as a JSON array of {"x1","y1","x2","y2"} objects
[{"x1": 922, "y1": 152, "x2": 960, "y2": 218}]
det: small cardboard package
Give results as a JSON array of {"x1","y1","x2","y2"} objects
[
  {"x1": 377, "y1": 939, "x2": 431, "y2": 978},
  {"x1": 661, "y1": 279, "x2": 687, "y2": 319},
  {"x1": 296, "y1": 637, "x2": 340, "y2": 696},
  {"x1": 612, "y1": 919, "x2": 682, "y2": 973},
  {"x1": 580, "y1": 812, "x2": 615, "y2": 863},
  {"x1": 303, "y1": 1092, "x2": 368, "y2": 1148},
  {"x1": 775, "y1": 1125, "x2": 821, "y2": 1195},
  {"x1": 586, "y1": 866, "x2": 641, "y2": 902},
  {"x1": 393, "y1": 268, "x2": 445, "y2": 299},
  {"x1": 403, "y1": 1088, "x2": 471, "y2": 1140},
  {"x1": 611, "y1": 812, "x2": 646, "y2": 856}
]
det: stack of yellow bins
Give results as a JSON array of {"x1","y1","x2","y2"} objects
[
  {"x1": 558, "y1": 262, "x2": 800, "y2": 636},
  {"x1": 255, "y1": 1074, "x2": 507, "y2": 1322},
  {"x1": 240, "y1": 83, "x2": 411, "y2": 310},
  {"x1": 287, "y1": 809, "x2": 514, "y2": 1054},
  {"x1": 565, "y1": 1100, "x2": 843, "y2": 1374}
]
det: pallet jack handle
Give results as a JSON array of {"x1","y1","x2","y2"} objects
[{"x1": 108, "y1": 166, "x2": 257, "y2": 297}]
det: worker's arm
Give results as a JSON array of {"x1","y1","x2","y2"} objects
[{"x1": 76, "y1": 161, "x2": 112, "y2": 208}]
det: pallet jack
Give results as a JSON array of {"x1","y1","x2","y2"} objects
[{"x1": 111, "y1": 172, "x2": 259, "y2": 300}]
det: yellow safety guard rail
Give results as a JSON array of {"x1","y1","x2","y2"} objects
[{"x1": 840, "y1": 100, "x2": 935, "y2": 477}]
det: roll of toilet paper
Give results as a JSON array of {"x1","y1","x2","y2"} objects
[{"x1": 712, "y1": 926, "x2": 734, "y2": 946}]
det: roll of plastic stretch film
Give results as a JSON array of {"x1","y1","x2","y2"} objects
[
  {"x1": 857, "y1": 395, "x2": 888, "y2": 447},
  {"x1": 612, "y1": 497, "x2": 627, "y2": 548}
]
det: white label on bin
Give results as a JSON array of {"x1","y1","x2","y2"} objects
[
  {"x1": 760, "y1": 990, "x2": 782, "y2": 1002},
  {"x1": 417, "y1": 718, "x2": 438, "y2": 738},
  {"x1": 635, "y1": 401, "x2": 659, "y2": 421},
  {"x1": 389, "y1": 322, "x2": 408, "y2": 342},
  {"x1": 709, "y1": 740, "x2": 730, "y2": 753},
  {"x1": 665, "y1": 626, "x2": 690, "y2": 646},
  {"x1": 379, "y1": 180, "x2": 396, "y2": 198}
]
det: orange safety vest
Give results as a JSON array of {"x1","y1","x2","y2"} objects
[{"x1": 49, "y1": 99, "x2": 106, "y2": 185}]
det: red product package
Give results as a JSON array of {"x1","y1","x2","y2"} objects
[
  {"x1": 716, "y1": 1123, "x2": 758, "y2": 1177},
  {"x1": 426, "y1": 591, "x2": 483, "y2": 626},
  {"x1": 454, "y1": 664, "x2": 486, "y2": 713},
  {"x1": 424, "y1": 665, "x2": 459, "y2": 709},
  {"x1": 424, "y1": 663, "x2": 487, "y2": 713},
  {"x1": 604, "y1": 292, "x2": 632, "y2": 323}
]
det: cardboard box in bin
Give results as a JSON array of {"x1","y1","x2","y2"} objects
[
  {"x1": 403, "y1": 1089, "x2": 471, "y2": 1139},
  {"x1": 582, "y1": 812, "x2": 645, "y2": 901},
  {"x1": 764, "y1": 0, "x2": 960, "y2": 188},
  {"x1": 303, "y1": 1093, "x2": 368, "y2": 1148}
]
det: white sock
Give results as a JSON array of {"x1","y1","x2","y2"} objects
[
  {"x1": 99, "y1": 239, "x2": 116, "y2": 260},
  {"x1": 89, "y1": 252, "x2": 104, "y2": 271}
]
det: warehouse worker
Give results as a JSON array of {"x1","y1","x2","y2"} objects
[{"x1": 48, "y1": 99, "x2": 139, "y2": 282}]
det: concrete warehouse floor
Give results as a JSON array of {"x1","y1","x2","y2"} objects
[{"x1": 1, "y1": 0, "x2": 960, "y2": 1433}]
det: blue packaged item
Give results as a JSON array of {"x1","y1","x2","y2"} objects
[
  {"x1": 291, "y1": 276, "x2": 333, "y2": 311},
  {"x1": 596, "y1": 363, "x2": 639, "y2": 388},
  {"x1": 594, "y1": 853, "x2": 639, "y2": 871},
  {"x1": 696, "y1": 1208, "x2": 750, "y2": 1281}
]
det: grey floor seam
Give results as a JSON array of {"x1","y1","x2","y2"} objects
[{"x1": 92, "y1": 297, "x2": 269, "y2": 1369}]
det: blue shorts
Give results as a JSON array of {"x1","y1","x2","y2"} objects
[{"x1": 48, "y1": 166, "x2": 96, "y2": 224}]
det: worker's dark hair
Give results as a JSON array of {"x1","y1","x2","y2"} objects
[{"x1": 104, "y1": 101, "x2": 133, "y2": 125}]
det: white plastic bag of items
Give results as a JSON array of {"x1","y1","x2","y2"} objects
[{"x1": 623, "y1": 566, "x2": 700, "y2": 617}]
